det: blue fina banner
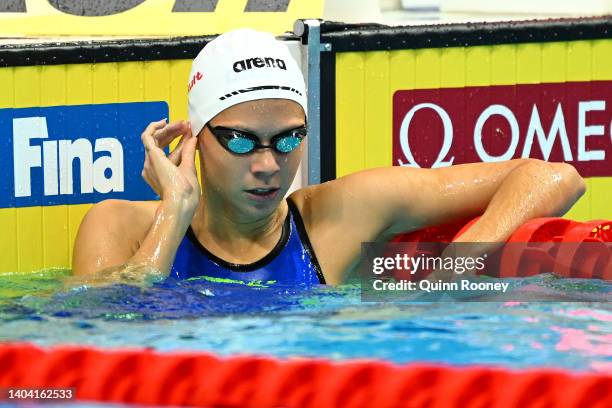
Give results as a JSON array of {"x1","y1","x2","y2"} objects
[{"x1": 0, "y1": 101, "x2": 168, "y2": 208}]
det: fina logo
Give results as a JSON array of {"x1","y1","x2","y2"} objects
[
  {"x1": 13, "y1": 117, "x2": 123, "y2": 197},
  {"x1": 233, "y1": 57, "x2": 287, "y2": 73},
  {"x1": 1, "y1": 102, "x2": 167, "y2": 208}
]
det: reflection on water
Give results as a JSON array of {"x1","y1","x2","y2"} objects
[{"x1": 0, "y1": 270, "x2": 610, "y2": 373}]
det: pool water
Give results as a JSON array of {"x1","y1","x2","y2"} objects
[{"x1": 0, "y1": 269, "x2": 610, "y2": 373}]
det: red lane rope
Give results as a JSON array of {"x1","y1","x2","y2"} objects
[
  {"x1": 0, "y1": 342, "x2": 610, "y2": 407},
  {"x1": 2, "y1": 220, "x2": 610, "y2": 405},
  {"x1": 393, "y1": 218, "x2": 612, "y2": 280}
]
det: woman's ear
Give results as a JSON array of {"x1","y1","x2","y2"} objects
[{"x1": 190, "y1": 121, "x2": 201, "y2": 151}]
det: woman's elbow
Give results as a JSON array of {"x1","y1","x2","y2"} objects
[
  {"x1": 518, "y1": 160, "x2": 586, "y2": 215},
  {"x1": 550, "y1": 161, "x2": 586, "y2": 198},
  {"x1": 542, "y1": 161, "x2": 586, "y2": 215},
  {"x1": 521, "y1": 159, "x2": 584, "y2": 195}
]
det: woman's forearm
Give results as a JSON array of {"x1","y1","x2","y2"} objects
[
  {"x1": 128, "y1": 199, "x2": 195, "y2": 274},
  {"x1": 79, "y1": 200, "x2": 195, "y2": 286},
  {"x1": 455, "y1": 160, "x2": 586, "y2": 243}
]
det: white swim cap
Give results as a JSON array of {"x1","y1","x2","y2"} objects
[{"x1": 188, "y1": 29, "x2": 307, "y2": 137}]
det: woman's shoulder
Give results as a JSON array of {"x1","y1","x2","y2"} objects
[
  {"x1": 287, "y1": 182, "x2": 338, "y2": 225},
  {"x1": 72, "y1": 199, "x2": 160, "y2": 276},
  {"x1": 85, "y1": 199, "x2": 157, "y2": 225},
  {"x1": 287, "y1": 184, "x2": 338, "y2": 243},
  {"x1": 287, "y1": 186, "x2": 315, "y2": 220},
  {"x1": 79, "y1": 199, "x2": 158, "y2": 244}
]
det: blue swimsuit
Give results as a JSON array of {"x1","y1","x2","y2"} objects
[{"x1": 169, "y1": 198, "x2": 325, "y2": 286}]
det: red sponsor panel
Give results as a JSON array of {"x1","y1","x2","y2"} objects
[{"x1": 393, "y1": 81, "x2": 612, "y2": 176}]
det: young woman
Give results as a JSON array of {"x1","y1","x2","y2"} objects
[{"x1": 72, "y1": 29, "x2": 585, "y2": 286}]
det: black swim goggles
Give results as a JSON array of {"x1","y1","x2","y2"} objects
[{"x1": 206, "y1": 123, "x2": 307, "y2": 155}]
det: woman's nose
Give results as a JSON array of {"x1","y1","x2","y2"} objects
[{"x1": 250, "y1": 148, "x2": 281, "y2": 176}]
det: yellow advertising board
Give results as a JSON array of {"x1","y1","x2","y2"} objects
[
  {"x1": 0, "y1": 0, "x2": 323, "y2": 36},
  {"x1": 1, "y1": 16, "x2": 610, "y2": 277},
  {"x1": 0, "y1": 58, "x2": 190, "y2": 274},
  {"x1": 325, "y1": 20, "x2": 612, "y2": 222}
]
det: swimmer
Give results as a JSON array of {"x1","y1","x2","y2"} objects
[{"x1": 72, "y1": 29, "x2": 585, "y2": 286}]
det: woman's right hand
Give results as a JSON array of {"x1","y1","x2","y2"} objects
[{"x1": 141, "y1": 119, "x2": 200, "y2": 213}]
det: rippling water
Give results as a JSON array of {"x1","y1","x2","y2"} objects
[{"x1": 0, "y1": 270, "x2": 610, "y2": 373}]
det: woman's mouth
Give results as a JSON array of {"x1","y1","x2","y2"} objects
[{"x1": 244, "y1": 188, "x2": 280, "y2": 201}]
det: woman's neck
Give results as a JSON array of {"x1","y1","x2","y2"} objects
[{"x1": 190, "y1": 189, "x2": 287, "y2": 256}]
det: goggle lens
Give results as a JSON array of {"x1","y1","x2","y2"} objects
[
  {"x1": 274, "y1": 135, "x2": 303, "y2": 153},
  {"x1": 227, "y1": 137, "x2": 257, "y2": 154},
  {"x1": 207, "y1": 124, "x2": 306, "y2": 155}
]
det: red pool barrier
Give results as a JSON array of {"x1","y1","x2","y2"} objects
[
  {"x1": 392, "y1": 218, "x2": 612, "y2": 280},
  {"x1": 0, "y1": 342, "x2": 610, "y2": 407}
]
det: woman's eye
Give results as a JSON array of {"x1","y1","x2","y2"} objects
[
  {"x1": 227, "y1": 137, "x2": 255, "y2": 153},
  {"x1": 276, "y1": 136, "x2": 302, "y2": 152}
]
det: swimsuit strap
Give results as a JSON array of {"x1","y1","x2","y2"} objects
[{"x1": 287, "y1": 197, "x2": 325, "y2": 284}]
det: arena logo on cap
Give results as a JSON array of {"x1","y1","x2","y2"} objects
[
  {"x1": 392, "y1": 81, "x2": 612, "y2": 177},
  {"x1": 232, "y1": 57, "x2": 287, "y2": 73},
  {"x1": 0, "y1": 102, "x2": 168, "y2": 209}
]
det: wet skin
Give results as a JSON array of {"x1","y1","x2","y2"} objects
[{"x1": 72, "y1": 99, "x2": 586, "y2": 286}]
